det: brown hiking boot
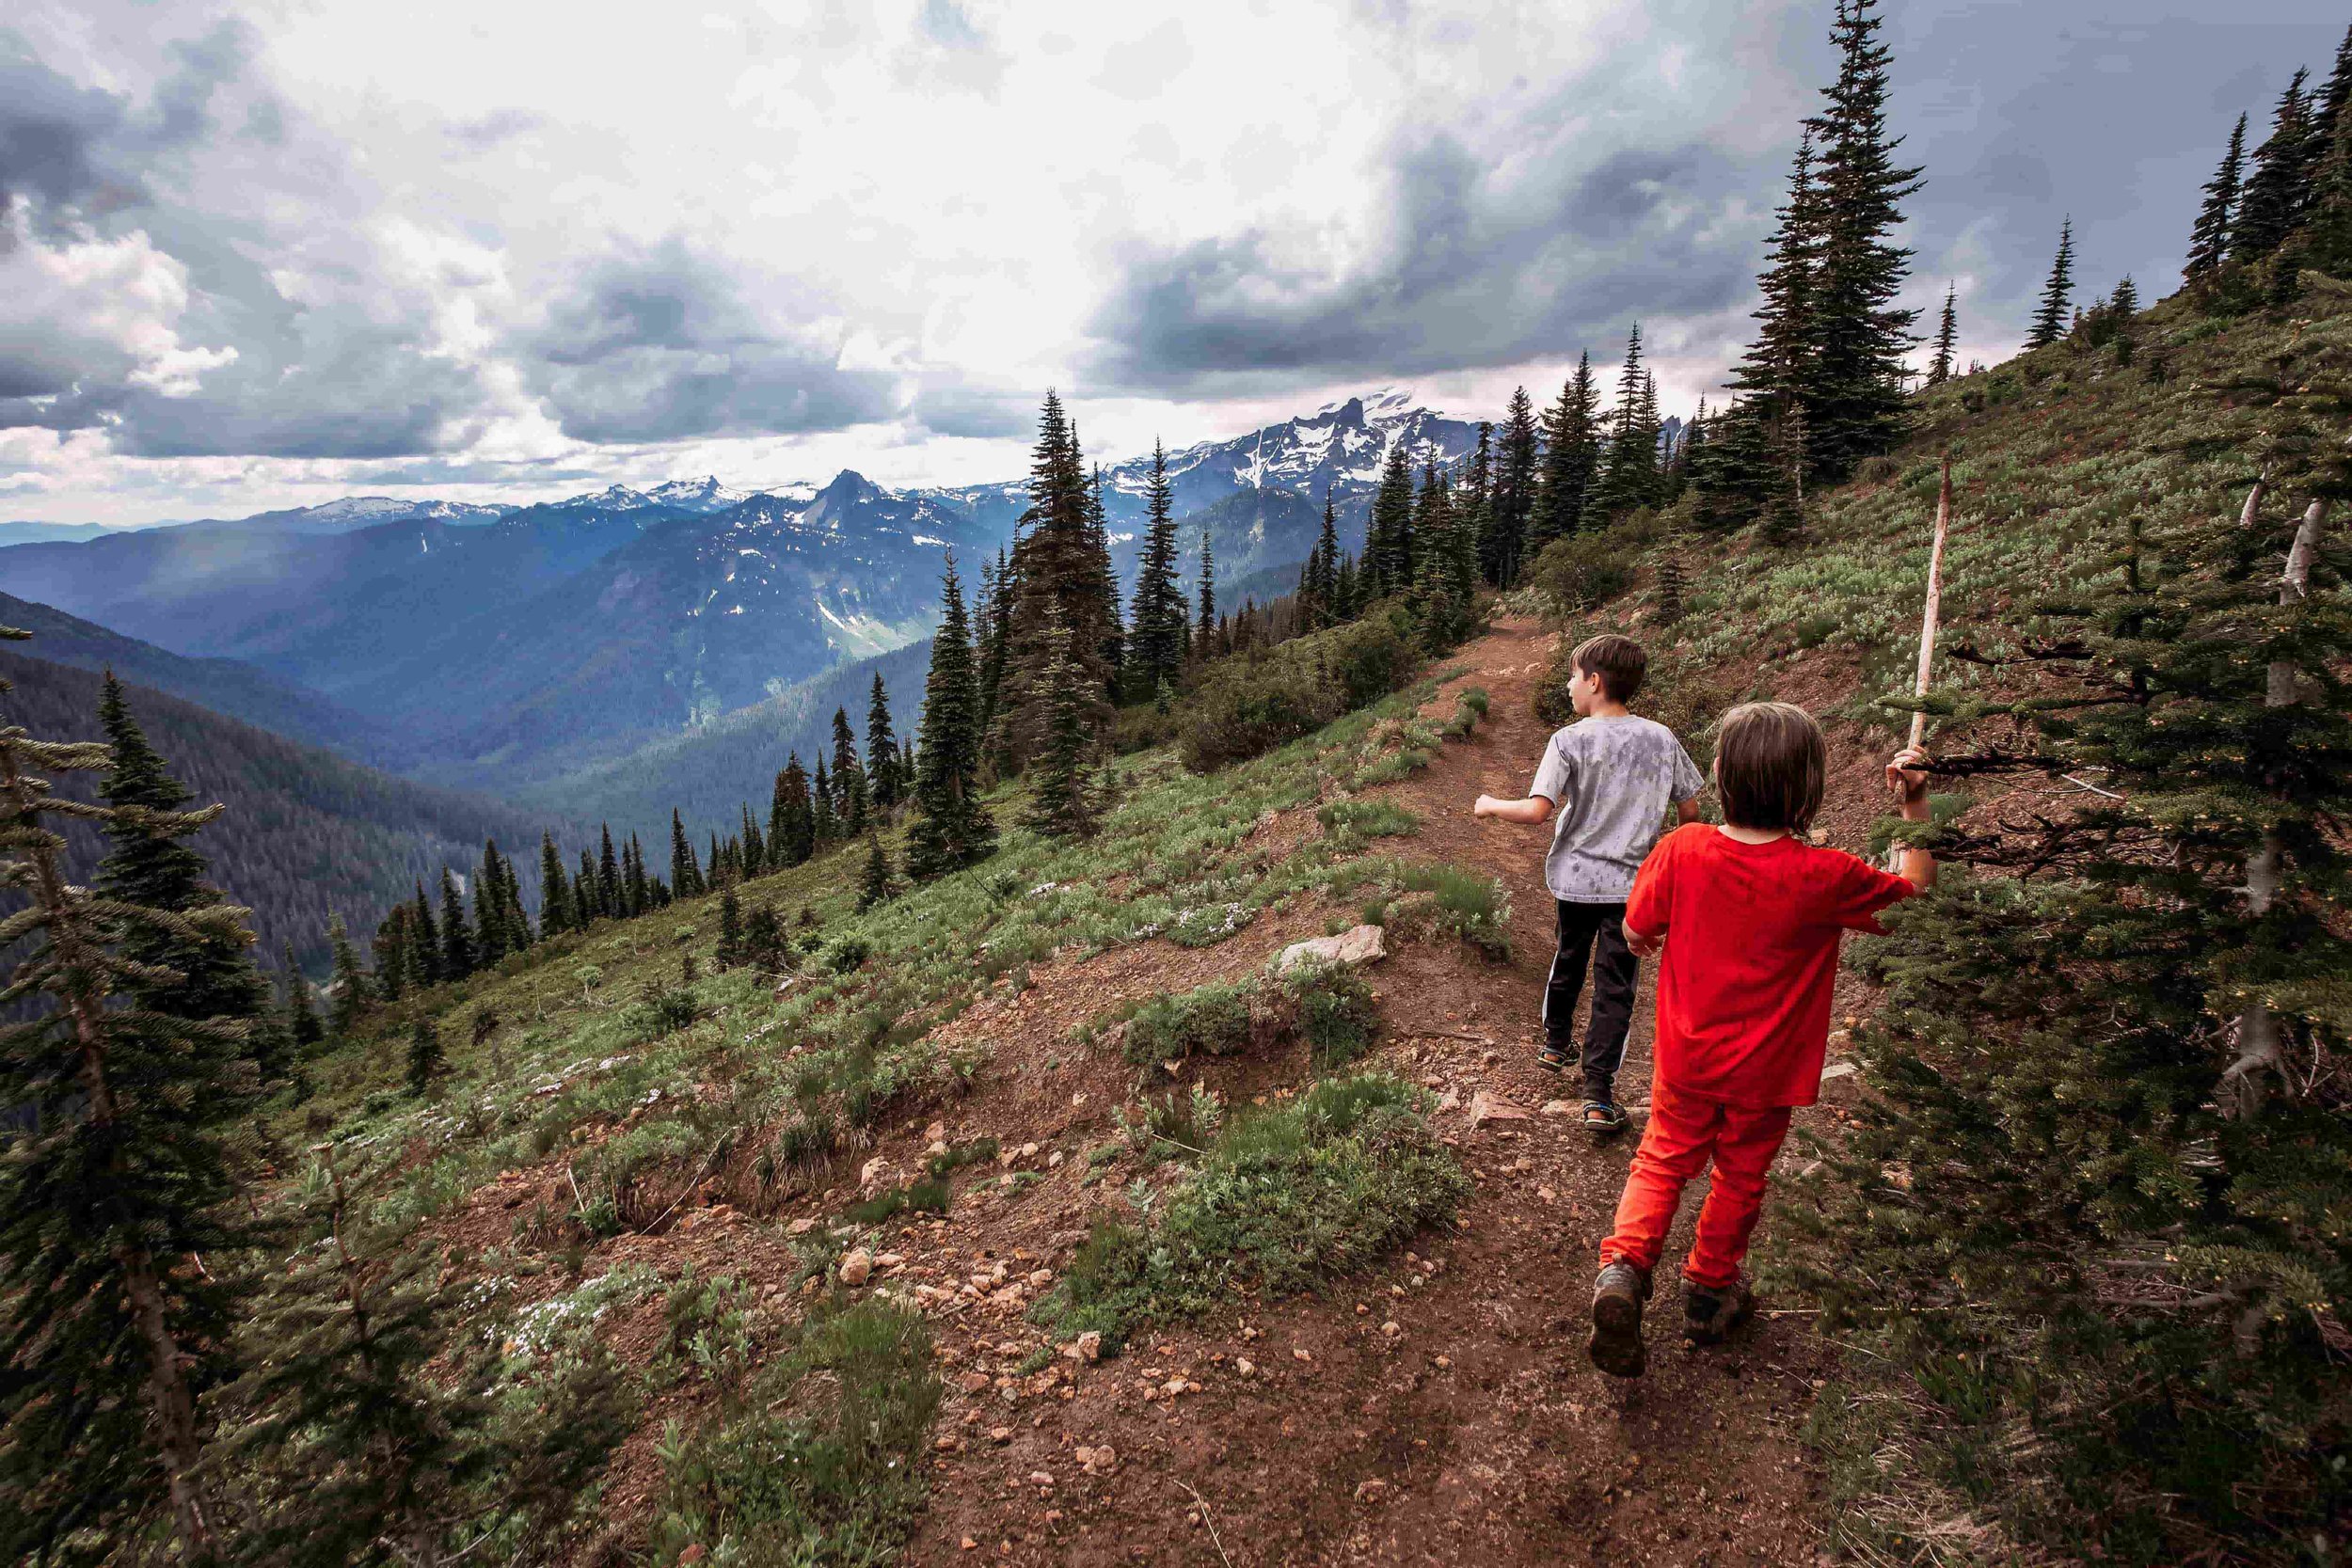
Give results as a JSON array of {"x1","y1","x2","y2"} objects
[
  {"x1": 1683, "y1": 1277, "x2": 1755, "y2": 1345},
  {"x1": 1588, "y1": 1260, "x2": 1650, "y2": 1378}
]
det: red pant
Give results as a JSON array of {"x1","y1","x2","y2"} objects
[{"x1": 1600, "y1": 1085, "x2": 1793, "y2": 1289}]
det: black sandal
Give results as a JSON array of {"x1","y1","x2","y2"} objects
[
  {"x1": 1535, "y1": 1041, "x2": 1570, "y2": 1073},
  {"x1": 1581, "y1": 1100, "x2": 1629, "y2": 1136}
]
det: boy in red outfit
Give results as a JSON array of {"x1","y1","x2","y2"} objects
[{"x1": 1587, "y1": 701, "x2": 1933, "y2": 1378}]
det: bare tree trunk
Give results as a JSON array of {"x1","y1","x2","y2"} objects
[
  {"x1": 0, "y1": 741, "x2": 216, "y2": 1559},
  {"x1": 2221, "y1": 499, "x2": 2328, "y2": 1120}
]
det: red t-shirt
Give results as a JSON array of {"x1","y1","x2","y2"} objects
[{"x1": 1625, "y1": 823, "x2": 1915, "y2": 1108}]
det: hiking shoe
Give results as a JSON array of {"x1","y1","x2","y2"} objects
[
  {"x1": 1683, "y1": 1278, "x2": 1755, "y2": 1346},
  {"x1": 1581, "y1": 1100, "x2": 1629, "y2": 1138},
  {"x1": 1588, "y1": 1261, "x2": 1650, "y2": 1378}
]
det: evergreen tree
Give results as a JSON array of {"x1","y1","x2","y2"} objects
[
  {"x1": 596, "y1": 825, "x2": 621, "y2": 916},
  {"x1": 858, "y1": 832, "x2": 897, "y2": 912},
  {"x1": 2110, "y1": 274, "x2": 2138, "y2": 318},
  {"x1": 671, "y1": 809, "x2": 704, "y2": 898},
  {"x1": 1025, "y1": 607, "x2": 1100, "y2": 840},
  {"x1": 327, "y1": 911, "x2": 371, "y2": 1036},
  {"x1": 706, "y1": 832, "x2": 723, "y2": 888},
  {"x1": 1309, "y1": 490, "x2": 1344, "y2": 628},
  {"x1": 1592, "y1": 325, "x2": 1661, "y2": 519},
  {"x1": 472, "y1": 842, "x2": 508, "y2": 964},
  {"x1": 224, "y1": 1148, "x2": 496, "y2": 1563},
  {"x1": 1368, "y1": 440, "x2": 1417, "y2": 598},
  {"x1": 831, "y1": 705, "x2": 867, "y2": 836},
  {"x1": 2187, "y1": 112, "x2": 2249, "y2": 280},
  {"x1": 811, "y1": 755, "x2": 836, "y2": 844},
  {"x1": 1000, "y1": 392, "x2": 1118, "y2": 766},
  {"x1": 0, "y1": 632, "x2": 260, "y2": 1560},
  {"x1": 2026, "y1": 217, "x2": 2075, "y2": 349},
  {"x1": 1804, "y1": 0, "x2": 1923, "y2": 478},
  {"x1": 1708, "y1": 133, "x2": 1827, "y2": 519},
  {"x1": 906, "y1": 555, "x2": 995, "y2": 878},
  {"x1": 975, "y1": 546, "x2": 1013, "y2": 773},
  {"x1": 1410, "y1": 462, "x2": 1476, "y2": 650},
  {"x1": 866, "y1": 674, "x2": 901, "y2": 812},
  {"x1": 716, "y1": 883, "x2": 743, "y2": 968},
  {"x1": 1926, "y1": 283, "x2": 1958, "y2": 385},
  {"x1": 1193, "y1": 527, "x2": 1216, "y2": 659},
  {"x1": 1760, "y1": 400, "x2": 1809, "y2": 546},
  {"x1": 93, "y1": 672, "x2": 282, "y2": 1078},
  {"x1": 405, "y1": 1017, "x2": 445, "y2": 1096},
  {"x1": 371, "y1": 908, "x2": 408, "y2": 1006},
  {"x1": 1127, "y1": 439, "x2": 1188, "y2": 697},
  {"x1": 1530, "y1": 356, "x2": 1600, "y2": 547},
  {"x1": 539, "y1": 832, "x2": 573, "y2": 935},
  {"x1": 2298, "y1": 88, "x2": 2352, "y2": 276},
  {"x1": 2237, "y1": 70, "x2": 2317, "y2": 265},
  {"x1": 438, "y1": 869, "x2": 473, "y2": 980},
  {"x1": 625, "y1": 832, "x2": 650, "y2": 915},
  {"x1": 774, "y1": 754, "x2": 816, "y2": 867},
  {"x1": 1486, "y1": 386, "x2": 1540, "y2": 584},
  {"x1": 408, "y1": 882, "x2": 440, "y2": 984},
  {"x1": 574, "y1": 849, "x2": 599, "y2": 923},
  {"x1": 741, "y1": 803, "x2": 766, "y2": 874},
  {"x1": 282, "y1": 942, "x2": 325, "y2": 1052}
]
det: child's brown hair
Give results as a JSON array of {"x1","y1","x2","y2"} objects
[
  {"x1": 1714, "y1": 702, "x2": 1826, "y2": 832},
  {"x1": 1572, "y1": 634, "x2": 1647, "y2": 703}
]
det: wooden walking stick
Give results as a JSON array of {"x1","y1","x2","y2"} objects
[
  {"x1": 1906, "y1": 455, "x2": 1953, "y2": 753},
  {"x1": 1886, "y1": 456, "x2": 1951, "y2": 869}
]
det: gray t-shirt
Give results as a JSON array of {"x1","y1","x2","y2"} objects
[{"x1": 1530, "y1": 715, "x2": 1705, "y2": 904}]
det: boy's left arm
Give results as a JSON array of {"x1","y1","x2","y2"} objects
[{"x1": 1886, "y1": 747, "x2": 1934, "y2": 891}]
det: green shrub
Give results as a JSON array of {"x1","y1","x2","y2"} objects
[
  {"x1": 1527, "y1": 516, "x2": 1662, "y2": 611},
  {"x1": 1038, "y1": 1075, "x2": 1466, "y2": 1351},
  {"x1": 1279, "y1": 960, "x2": 1379, "y2": 1070},
  {"x1": 627, "y1": 984, "x2": 704, "y2": 1041},
  {"x1": 649, "y1": 1297, "x2": 940, "y2": 1565},
  {"x1": 1176, "y1": 613, "x2": 1420, "y2": 772},
  {"x1": 1315, "y1": 798, "x2": 1421, "y2": 842},
  {"x1": 1121, "y1": 976, "x2": 1257, "y2": 1064}
]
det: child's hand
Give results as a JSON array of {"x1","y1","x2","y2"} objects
[
  {"x1": 1623, "y1": 920, "x2": 1662, "y2": 958},
  {"x1": 1885, "y1": 747, "x2": 1931, "y2": 814},
  {"x1": 1472, "y1": 795, "x2": 1498, "y2": 818}
]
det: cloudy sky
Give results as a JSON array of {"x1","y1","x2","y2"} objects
[{"x1": 2, "y1": 1, "x2": 2342, "y2": 526}]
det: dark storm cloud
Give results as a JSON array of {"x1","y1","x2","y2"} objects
[
  {"x1": 0, "y1": 40, "x2": 135, "y2": 227},
  {"x1": 518, "y1": 239, "x2": 910, "y2": 443},
  {"x1": 1088, "y1": 131, "x2": 1759, "y2": 390}
]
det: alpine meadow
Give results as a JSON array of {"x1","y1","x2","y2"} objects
[{"x1": 0, "y1": 4, "x2": 2346, "y2": 1566}]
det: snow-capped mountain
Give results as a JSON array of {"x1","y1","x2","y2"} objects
[{"x1": 220, "y1": 495, "x2": 515, "y2": 535}]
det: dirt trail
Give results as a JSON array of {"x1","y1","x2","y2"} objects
[{"x1": 896, "y1": 616, "x2": 1843, "y2": 1568}]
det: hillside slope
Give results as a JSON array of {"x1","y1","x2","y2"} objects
[{"x1": 0, "y1": 646, "x2": 562, "y2": 974}]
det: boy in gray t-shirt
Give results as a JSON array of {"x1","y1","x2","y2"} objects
[{"x1": 1475, "y1": 635, "x2": 1703, "y2": 1133}]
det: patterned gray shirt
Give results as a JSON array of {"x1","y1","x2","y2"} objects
[{"x1": 1529, "y1": 715, "x2": 1705, "y2": 904}]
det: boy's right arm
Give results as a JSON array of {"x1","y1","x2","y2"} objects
[
  {"x1": 1886, "y1": 747, "x2": 1934, "y2": 891},
  {"x1": 1474, "y1": 794, "x2": 1556, "y2": 824}
]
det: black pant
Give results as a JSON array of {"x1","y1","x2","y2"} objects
[{"x1": 1545, "y1": 898, "x2": 1638, "y2": 1101}]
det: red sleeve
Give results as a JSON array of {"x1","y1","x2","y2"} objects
[
  {"x1": 1625, "y1": 827, "x2": 1680, "y2": 938},
  {"x1": 1816, "y1": 848, "x2": 1915, "y2": 934}
]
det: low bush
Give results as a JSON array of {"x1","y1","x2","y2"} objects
[
  {"x1": 1280, "y1": 959, "x2": 1379, "y2": 1070},
  {"x1": 1038, "y1": 1075, "x2": 1467, "y2": 1351},
  {"x1": 1344, "y1": 859, "x2": 1514, "y2": 960},
  {"x1": 1176, "y1": 611, "x2": 1420, "y2": 772},
  {"x1": 1120, "y1": 976, "x2": 1258, "y2": 1064},
  {"x1": 1526, "y1": 515, "x2": 1664, "y2": 612},
  {"x1": 1113, "y1": 959, "x2": 1380, "y2": 1068},
  {"x1": 649, "y1": 1297, "x2": 941, "y2": 1564},
  {"x1": 1315, "y1": 797, "x2": 1421, "y2": 843}
]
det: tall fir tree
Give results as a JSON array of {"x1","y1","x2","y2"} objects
[
  {"x1": 811, "y1": 755, "x2": 836, "y2": 845},
  {"x1": 574, "y1": 848, "x2": 600, "y2": 923},
  {"x1": 831, "y1": 705, "x2": 867, "y2": 836},
  {"x1": 408, "y1": 882, "x2": 441, "y2": 983},
  {"x1": 1191, "y1": 525, "x2": 1217, "y2": 660},
  {"x1": 0, "y1": 629, "x2": 260, "y2": 1560},
  {"x1": 2026, "y1": 217, "x2": 2076, "y2": 349},
  {"x1": 866, "y1": 673, "x2": 901, "y2": 812},
  {"x1": 1025, "y1": 606, "x2": 1100, "y2": 840},
  {"x1": 326, "y1": 911, "x2": 371, "y2": 1036},
  {"x1": 371, "y1": 907, "x2": 408, "y2": 1005},
  {"x1": 741, "y1": 803, "x2": 767, "y2": 874},
  {"x1": 1530, "y1": 356, "x2": 1600, "y2": 548},
  {"x1": 1592, "y1": 325, "x2": 1661, "y2": 520},
  {"x1": 538, "y1": 832, "x2": 573, "y2": 935},
  {"x1": 906, "y1": 555, "x2": 995, "y2": 878},
  {"x1": 858, "y1": 832, "x2": 897, "y2": 912},
  {"x1": 1486, "y1": 386, "x2": 1540, "y2": 585},
  {"x1": 624, "y1": 832, "x2": 649, "y2": 914},
  {"x1": 596, "y1": 824, "x2": 621, "y2": 916},
  {"x1": 2234, "y1": 70, "x2": 2312, "y2": 262},
  {"x1": 1706, "y1": 132, "x2": 1827, "y2": 520},
  {"x1": 1126, "y1": 439, "x2": 1188, "y2": 697},
  {"x1": 975, "y1": 545, "x2": 1013, "y2": 775},
  {"x1": 92, "y1": 672, "x2": 282, "y2": 1078},
  {"x1": 671, "y1": 809, "x2": 704, "y2": 898},
  {"x1": 1803, "y1": 0, "x2": 1923, "y2": 478},
  {"x1": 1926, "y1": 283, "x2": 1958, "y2": 384},
  {"x1": 472, "y1": 841, "x2": 509, "y2": 964},
  {"x1": 438, "y1": 868, "x2": 474, "y2": 980},
  {"x1": 1000, "y1": 392, "x2": 1117, "y2": 767},
  {"x1": 774, "y1": 754, "x2": 815, "y2": 867},
  {"x1": 1368, "y1": 440, "x2": 1418, "y2": 598},
  {"x1": 282, "y1": 941, "x2": 325, "y2": 1052},
  {"x1": 2186, "y1": 112, "x2": 2249, "y2": 280}
]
